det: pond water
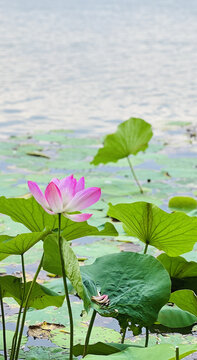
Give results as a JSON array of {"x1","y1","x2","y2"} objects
[{"x1": 0, "y1": 0, "x2": 197, "y2": 136}]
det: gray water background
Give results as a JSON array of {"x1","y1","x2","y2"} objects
[{"x1": 0, "y1": 0, "x2": 197, "y2": 136}]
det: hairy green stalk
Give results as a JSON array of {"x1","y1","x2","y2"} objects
[
  {"x1": 58, "y1": 213, "x2": 74, "y2": 360},
  {"x1": 144, "y1": 243, "x2": 149, "y2": 254},
  {"x1": 83, "y1": 309, "x2": 97, "y2": 357},
  {"x1": 14, "y1": 253, "x2": 44, "y2": 360},
  {"x1": 176, "y1": 346, "x2": 179, "y2": 360},
  {"x1": 121, "y1": 327, "x2": 127, "y2": 344},
  {"x1": 0, "y1": 286, "x2": 7, "y2": 360},
  {"x1": 127, "y1": 156, "x2": 143, "y2": 194},
  {"x1": 145, "y1": 327, "x2": 149, "y2": 347},
  {"x1": 10, "y1": 254, "x2": 26, "y2": 360}
]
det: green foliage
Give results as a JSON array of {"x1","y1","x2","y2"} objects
[
  {"x1": 80, "y1": 252, "x2": 171, "y2": 326},
  {"x1": 157, "y1": 305, "x2": 197, "y2": 328},
  {"x1": 157, "y1": 253, "x2": 197, "y2": 293},
  {"x1": 0, "y1": 330, "x2": 26, "y2": 350},
  {"x1": 51, "y1": 326, "x2": 121, "y2": 348},
  {"x1": 0, "y1": 196, "x2": 118, "y2": 238},
  {"x1": 0, "y1": 230, "x2": 48, "y2": 258},
  {"x1": 168, "y1": 196, "x2": 197, "y2": 213},
  {"x1": 0, "y1": 275, "x2": 64, "y2": 309},
  {"x1": 43, "y1": 234, "x2": 89, "y2": 307},
  {"x1": 73, "y1": 342, "x2": 141, "y2": 356},
  {"x1": 91, "y1": 118, "x2": 153, "y2": 165},
  {"x1": 108, "y1": 202, "x2": 197, "y2": 256},
  {"x1": 19, "y1": 347, "x2": 72, "y2": 360},
  {"x1": 170, "y1": 290, "x2": 197, "y2": 317},
  {"x1": 0, "y1": 275, "x2": 22, "y2": 299},
  {"x1": 84, "y1": 343, "x2": 197, "y2": 360}
]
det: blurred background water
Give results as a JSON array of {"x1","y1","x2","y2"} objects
[{"x1": 0, "y1": 0, "x2": 197, "y2": 136}]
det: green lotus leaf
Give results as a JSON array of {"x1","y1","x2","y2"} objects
[
  {"x1": 73, "y1": 342, "x2": 142, "y2": 357},
  {"x1": 0, "y1": 275, "x2": 64, "y2": 309},
  {"x1": 91, "y1": 118, "x2": 153, "y2": 165},
  {"x1": 80, "y1": 252, "x2": 171, "y2": 326},
  {"x1": 0, "y1": 196, "x2": 118, "y2": 238},
  {"x1": 157, "y1": 304, "x2": 197, "y2": 328},
  {"x1": 168, "y1": 196, "x2": 197, "y2": 213},
  {"x1": 0, "y1": 230, "x2": 49, "y2": 260},
  {"x1": 157, "y1": 253, "x2": 197, "y2": 293},
  {"x1": 84, "y1": 343, "x2": 197, "y2": 360},
  {"x1": 170, "y1": 290, "x2": 197, "y2": 317},
  {"x1": 43, "y1": 234, "x2": 90, "y2": 309},
  {"x1": 108, "y1": 202, "x2": 197, "y2": 256}
]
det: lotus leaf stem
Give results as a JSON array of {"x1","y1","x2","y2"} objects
[
  {"x1": 121, "y1": 327, "x2": 127, "y2": 344},
  {"x1": 83, "y1": 309, "x2": 97, "y2": 358},
  {"x1": 176, "y1": 346, "x2": 179, "y2": 360},
  {"x1": 58, "y1": 213, "x2": 74, "y2": 360},
  {"x1": 145, "y1": 327, "x2": 149, "y2": 347},
  {"x1": 0, "y1": 286, "x2": 7, "y2": 360},
  {"x1": 144, "y1": 243, "x2": 149, "y2": 254},
  {"x1": 14, "y1": 253, "x2": 44, "y2": 360},
  {"x1": 127, "y1": 156, "x2": 143, "y2": 194},
  {"x1": 10, "y1": 254, "x2": 26, "y2": 360}
]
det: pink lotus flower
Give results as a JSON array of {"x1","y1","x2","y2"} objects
[{"x1": 28, "y1": 175, "x2": 101, "y2": 222}]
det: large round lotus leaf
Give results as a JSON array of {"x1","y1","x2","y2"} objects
[{"x1": 81, "y1": 252, "x2": 171, "y2": 326}]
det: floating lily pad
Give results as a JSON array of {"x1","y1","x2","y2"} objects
[
  {"x1": 0, "y1": 330, "x2": 26, "y2": 351},
  {"x1": 84, "y1": 343, "x2": 197, "y2": 360},
  {"x1": 19, "y1": 347, "x2": 71, "y2": 360},
  {"x1": 51, "y1": 326, "x2": 121, "y2": 348},
  {"x1": 168, "y1": 196, "x2": 197, "y2": 213}
]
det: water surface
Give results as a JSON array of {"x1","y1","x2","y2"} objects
[{"x1": 0, "y1": 0, "x2": 197, "y2": 136}]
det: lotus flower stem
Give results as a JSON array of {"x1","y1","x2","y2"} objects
[
  {"x1": 127, "y1": 156, "x2": 143, "y2": 194},
  {"x1": 14, "y1": 253, "x2": 44, "y2": 360},
  {"x1": 145, "y1": 327, "x2": 149, "y2": 347},
  {"x1": 121, "y1": 327, "x2": 127, "y2": 344},
  {"x1": 58, "y1": 213, "x2": 74, "y2": 360},
  {"x1": 176, "y1": 346, "x2": 179, "y2": 360},
  {"x1": 83, "y1": 309, "x2": 97, "y2": 358},
  {"x1": 10, "y1": 254, "x2": 26, "y2": 360},
  {"x1": 0, "y1": 286, "x2": 7, "y2": 360}
]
